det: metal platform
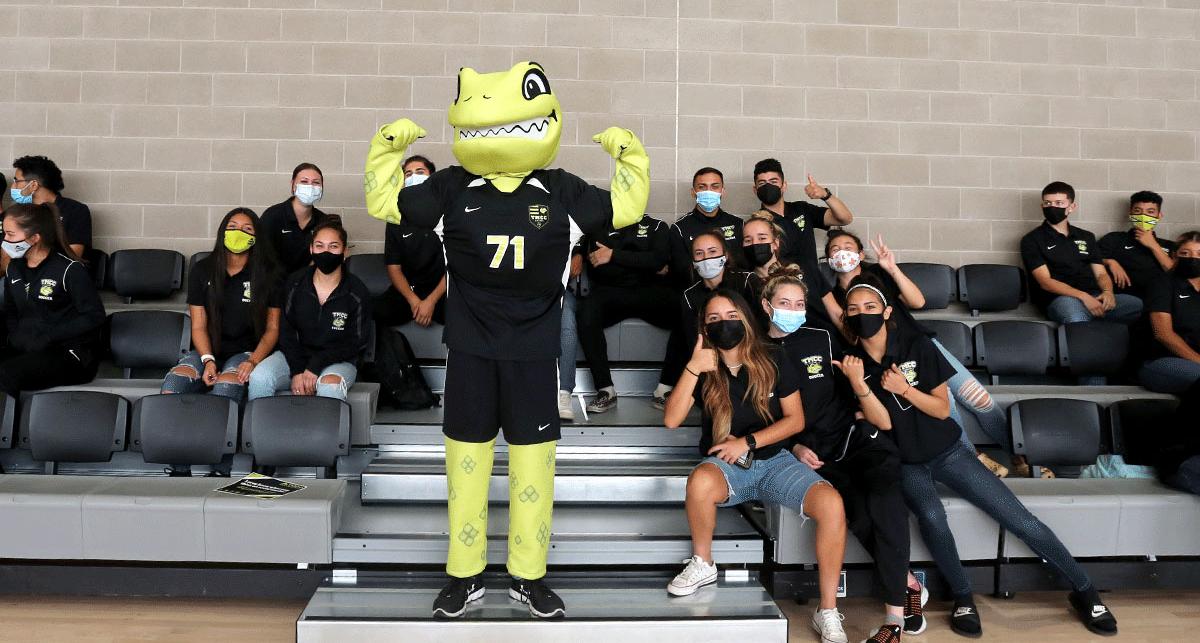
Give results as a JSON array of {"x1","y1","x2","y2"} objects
[{"x1": 297, "y1": 573, "x2": 788, "y2": 643}]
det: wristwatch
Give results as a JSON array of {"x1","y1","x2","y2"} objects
[
  {"x1": 745, "y1": 433, "x2": 757, "y2": 451},
  {"x1": 821, "y1": 188, "x2": 833, "y2": 201}
]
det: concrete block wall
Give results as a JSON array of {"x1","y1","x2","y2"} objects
[{"x1": 0, "y1": 0, "x2": 1197, "y2": 265}]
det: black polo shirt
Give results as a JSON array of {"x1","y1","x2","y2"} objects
[
  {"x1": 849, "y1": 323, "x2": 960, "y2": 464},
  {"x1": 680, "y1": 270, "x2": 761, "y2": 338},
  {"x1": 584, "y1": 215, "x2": 671, "y2": 289},
  {"x1": 692, "y1": 345, "x2": 800, "y2": 458},
  {"x1": 669, "y1": 208, "x2": 744, "y2": 286},
  {"x1": 260, "y1": 198, "x2": 328, "y2": 275},
  {"x1": 1146, "y1": 273, "x2": 1200, "y2": 359},
  {"x1": 770, "y1": 324, "x2": 858, "y2": 460},
  {"x1": 1020, "y1": 222, "x2": 1102, "y2": 309},
  {"x1": 1098, "y1": 229, "x2": 1176, "y2": 299},
  {"x1": 770, "y1": 200, "x2": 831, "y2": 298},
  {"x1": 384, "y1": 222, "x2": 445, "y2": 298},
  {"x1": 831, "y1": 262, "x2": 923, "y2": 333},
  {"x1": 187, "y1": 258, "x2": 283, "y2": 361},
  {"x1": 52, "y1": 196, "x2": 92, "y2": 250}
]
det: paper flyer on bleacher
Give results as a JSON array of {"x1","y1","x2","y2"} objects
[{"x1": 215, "y1": 473, "x2": 306, "y2": 500}]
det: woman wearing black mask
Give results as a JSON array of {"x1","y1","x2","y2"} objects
[
  {"x1": 248, "y1": 217, "x2": 371, "y2": 402},
  {"x1": 741, "y1": 210, "x2": 843, "y2": 330},
  {"x1": 840, "y1": 274, "x2": 1118, "y2": 640},
  {"x1": 1139, "y1": 230, "x2": 1200, "y2": 393},
  {"x1": 662, "y1": 290, "x2": 851, "y2": 643}
]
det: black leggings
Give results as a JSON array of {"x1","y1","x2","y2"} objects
[
  {"x1": 576, "y1": 283, "x2": 683, "y2": 389},
  {"x1": 372, "y1": 288, "x2": 446, "y2": 328},
  {"x1": 0, "y1": 346, "x2": 99, "y2": 396}
]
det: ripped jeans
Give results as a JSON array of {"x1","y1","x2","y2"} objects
[
  {"x1": 931, "y1": 338, "x2": 1011, "y2": 452},
  {"x1": 247, "y1": 351, "x2": 357, "y2": 402},
  {"x1": 161, "y1": 351, "x2": 251, "y2": 403}
]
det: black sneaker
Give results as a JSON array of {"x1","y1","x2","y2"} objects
[
  {"x1": 903, "y1": 583, "x2": 928, "y2": 634},
  {"x1": 860, "y1": 623, "x2": 901, "y2": 643},
  {"x1": 586, "y1": 390, "x2": 618, "y2": 414},
  {"x1": 432, "y1": 574, "x2": 485, "y2": 619},
  {"x1": 950, "y1": 595, "x2": 982, "y2": 638},
  {"x1": 509, "y1": 576, "x2": 565, "y2": 619},
  {"x1": 1069, "y1": 587, "x2": 1117, "y2": 636}
]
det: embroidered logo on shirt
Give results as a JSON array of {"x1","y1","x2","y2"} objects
[
  {"x1": 241, "y1": 281, "x2": 252, "y2": 303},
  {"x1": 331, "y1": 311, "x2": 348, "y2": 330},
  {"x1": 802, "y1": 355, "x2": 825, "y2": 379},
  {"x1": 38, "y1": 279, "x2": 56, "y2": 300},
  {"x1": 720, "y1": 225, "x2": 735, "y2": 239},
  {"x1": 637, "y1": 223, "x2": 649, "y2": 238},
  {"x1": 794, "y1": 215, "x2": 806, "y2": 231},
  {"x1": 1046, "y1": 245, "x2": 1057, "y2": 250},
  {"x1": 528, "y1": 204, "x2": 550, "y2": 229},
  {"x1": 898, "y1": 360, "x2": 919, "y2": 386},
  {"x1": 1124, "y1": 245, "x2": 1135, "y2": 250},
  {"x1": 1075, "y1": 240, "x2": 1089, "y2": 254}
]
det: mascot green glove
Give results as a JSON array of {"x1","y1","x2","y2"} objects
[{"x1": 364, "y1": 61, "x2": 649, "y2": 620}]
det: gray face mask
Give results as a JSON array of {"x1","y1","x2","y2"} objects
[
  {"x1": 694, "y1": 255, "x2": 726, "y2": 280},
  {"x1": 2, "y1": 239, "x2": 30, "y2": 260}
]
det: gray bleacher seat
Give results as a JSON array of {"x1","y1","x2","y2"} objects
[
  {"x1": 0, "y1": 475, "x2": 118, "y2": 559},
  {"x1": 204, "y1": 478, "x2": 346, "y2": 564},
  {"x1": 109, "y1": 249, "x2": 185, "y2": 301},
  {"x1": 921, "y1": 319, "x2": 973, "y2": 367},
  {"x1": 82, "y1": 477, "x2": 212, "y2": 561},
  {"x1": 0, "y1": 394, "x2": 15, "y2": 450},
  {"x1": 242, "y1": 396, "x2": 350, "y2": 470},
  {"x1": 1010, "y1": 398, "x2": 1102, "y2": 478},
  {"x1": 1109, "y1": 398, "x2": 1179, "y2": 466},
  {"x1": 1057, "y1": 321, "x2": 1130, "y2": 378},
  {"x1": 109, "y1": 310, "x2": 190, "y2": 378},
  {"x1": 346, "y1": 253, "x2": 390, "y2": 298},
  {"x1": 1001, "y1": 478, "x2": 1122, "y2": 558},
  {"x1": 973, "y1": 320, "x2": 1056, "y2": 379},
  {"x1": 957, "y1": 264, "x2": 1024, "y2": 314},
  {"x1": 898, "y1": 262, "x2": 955, "y2": 310},
  {"x1": 131, "y1": 394, "x2": 238, "y2": 466},
  {"x1": 82, "y1": 247, "x2": 108, "y2": 290},
  {"x1": 19, "y1": 391, "x2": 129, "y2": 470}
]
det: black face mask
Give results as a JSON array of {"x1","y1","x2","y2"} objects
[
  {"x1": 847, "y1": 313, "x2": 886, "y2": 339},
  {"x1": 742, "y1": 243, "x2": 774, "y2": 268},
  {"x1": 1042, "y1": 205, "x2": 1068, "y2": 225},
  {"x1": 756, "y1": 183, "x2": 782, "y2": 205},
  {"x1": 1176, "y1": 257, "x2": 1200, "y2": 280},
  {"x1": 705, "y1": 320, "x2": 745, "y2": 351},
  {"x1": 312, "y1": 251, "x2": 344, "y2": 275}
]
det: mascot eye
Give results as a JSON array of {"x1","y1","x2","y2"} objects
[
  {"x1": 522, "y1": 69, "x2": 550, "y2": 101},
  {"x1": 454, "y1": 72, "x2": 462, "y2": 104}
]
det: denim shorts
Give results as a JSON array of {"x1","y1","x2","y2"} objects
[{"x1": 701, "y1": 449, "x2": 829, "y2": 516}]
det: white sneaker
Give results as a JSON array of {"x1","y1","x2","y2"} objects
[
  {"x1": 812, "y1": 608, "x2": 848, "y2": 643},
  {"x1": 667, "y1": 555, "x2": 717, "y2": 596},
  {"x1": 558, "y1": 390, "x2": 575, "y2": 422}
]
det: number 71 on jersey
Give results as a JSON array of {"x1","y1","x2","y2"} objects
[{"x1": 486, "y1": 235, "x2": 526, "y2": 270}]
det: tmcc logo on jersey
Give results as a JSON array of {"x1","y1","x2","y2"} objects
[
  {"x1": 38, "y1": 279, "x2": 57, "y2": 300},
  {"x1": 331, "y1": 312, "x2": 348, "y2": 331},
  {"x1": 899, "y1": 360, "x2": 919, "y2": 386},
  {"x1": 1075, "y1": 240, "x2": 1089, "y2": 254},
  {"x1": 528, "y1": 204, "x2": 550, "y2": 230}
]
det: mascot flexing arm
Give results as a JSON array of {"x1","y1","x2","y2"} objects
[{"x1": 364, "y1": 62, "x2": 649, "y2": 619}]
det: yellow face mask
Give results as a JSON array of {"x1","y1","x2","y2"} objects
[
  {"x1": 223, "y1": 229, "x2": 256, "y2": 254},
  {"x1": 1129, "y1": 214, "x2": 1158, "y2": 232}
]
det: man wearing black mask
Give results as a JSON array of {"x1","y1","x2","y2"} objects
[{"x1": 1020, "y1": 181, "x2": 1143, "y2": 325}]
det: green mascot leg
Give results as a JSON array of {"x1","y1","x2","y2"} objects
[
  {"x1": 445, "y1": 436, "x2": 496, "y2": 578},
  {"x1": 506, "y1": 441, "x2": 557, "y2": 580}
]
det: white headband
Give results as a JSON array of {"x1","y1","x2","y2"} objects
[{"x1": 846, "y1": 283, "x2": 889, "y2": 308}]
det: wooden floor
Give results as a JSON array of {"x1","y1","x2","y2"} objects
[{"x1": 0, "y1": 590, "x2": 1195, "y2": 642}]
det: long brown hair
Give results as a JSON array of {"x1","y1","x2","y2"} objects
[
  {"x1": 840, "y1": 272, "x2": 897, "y2": 344},
  {"x1": 699, "y1": 289, "x2": 778, "y2": 444},
  {"x1": 2, "y1": 202, "x2": 76, "y2": 260}
]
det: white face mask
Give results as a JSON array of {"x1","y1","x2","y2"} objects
[
  {"x1": 294, "y1": 184, "x2": 322, "y2": 206},
  {"x1": 2, "y1": 239, "x2": 31, "y2": 260},
  {"x1": 404, "y1": 173, "x2": 429, "y2": 188},
  {"x1": 694, "y1": 255, "x2": 727, "y2": 280},
  {"x1": 828, "y1": 248, "x2": 862, "y2": 274}
]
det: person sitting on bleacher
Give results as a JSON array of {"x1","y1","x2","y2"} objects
[
  {"x1": 0, "y1": 203, "x2": 105, "y2": 395},
  {"x1": 668, "y1": 167, "x2": 743, "y2": 288},
  {"x1": 378, "y1": 155, "x2": 447, "y2": 329},
  {"x1": 249, "y1": 217, "x2": 370, "y2": 403},
  {"x1": 161, "y1": 208, "x2": 281, "y2": 403},
  {"x1": 1021, "y1": 181, "x2": 1142, "y2": 325},
  {"x1": 741, "y1": 210, "x2": 843, "y2": 330},
  {"x1": 5, "y1": 156, "x2": 92, "y2": 279},
  {"x1": 760, "y1": 265, "x2": 918, "y2": 640},
  {"x1": 840, "y1": 274, "x2": 1118, "y2": 640},
  {"x1": 260, "y1": 163, "x2": 329, "y2": 276},
  {"x1": 1100, "y1": 191, "x2": 1176, "y2": 304},
  {"x1": 824, "y1": 229, "x2": 1019, "y2": 478},
  {"x1": 1139, "y1": 231, "x2": 1200, "y2": 394},
  {"x1": 663, "y1": 289, "x2": 850, "y2": 643}
]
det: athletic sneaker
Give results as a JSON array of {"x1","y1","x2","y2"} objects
[
  {"x1": 432, "y1": 574, "x2": 485, "y2": 618},
  {"x1": 558, "y1": 390, "x2": 575, "y2": 422},
  {"x1": 811, "y1": 608, "x2": 848, "y2": 643},
  {"x1": 1068, "y1": 587, "x2": 1117, "y2": 636},
  {"x1": 650, "y1": 394, "x2": 667, "y2": 410},
  {"x1": 903, "y1": 583, "x2": 928, "y2": 634},
  {"x1": 976, "y1": 451, "x2": 1008, "y2": 478},
  {"x1": 861, "y1": 623, "x2": 901, "y2": 643},
  {"x1": 667, "y1": 555, "x2": 718, "y2": 596},
  {"x1": 509, "y1": 576, "x2": 565, "y2": 618},
  {"x1": 950, "y1": 595, "x2": 982, "y2": 638},
  {"x1": 587, "y1": 390, "x2": 618, "y2": 414}
]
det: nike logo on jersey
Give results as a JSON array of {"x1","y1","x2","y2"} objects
[
  {"x1": 281, "y1": 230, "x2": 292, "y2": 234},
  {"x1": 1046, "y1": 245, "x2": 1057, "y2": 250},
  {"x1": 465, "y1": 206, "x2": 481, "y2": 213},
  {"x1": 8, "y1": 278, "x2": 20, "y2": 284},
  {"x1": 537, "y1": 423, "x2": 550, "y2": 432},
  {"x1": 1181, "y1": 295, "x2": 1191, "y2": 299},
  {"x1": 1124, "y1": 245, "x2": 1134, "y2": 250},
  {"x1": 608, "y1": 231, "x2": 619, "y2": 236},
  {"x1": 403, "y1": 233, "x2": 414, "y2": 238}
]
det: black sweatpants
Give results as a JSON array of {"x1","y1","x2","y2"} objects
[
  {"x1": 813, "y1": 428, "x2": 911, "y2": 607},
  {"x1": 372, "y1": 287, "x2": 446, "y2": 328},
  {"x1": 576, "y1": 283, "x2": 683, "y2": 390},
  {"x1": 0, "y1": 345, "x2": 99, "y2": 396}
]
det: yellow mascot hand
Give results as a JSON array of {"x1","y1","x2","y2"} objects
[
  {"x1": 364, "y1": 118, "x2": 427, "y2": 225},
  {"x1": 592, "y1": 127, "x2": 649, "y2": 230}
]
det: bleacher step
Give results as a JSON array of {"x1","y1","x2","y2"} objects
[{"x1": 297, "y1": 574, "x2": 787, "y2": 642}]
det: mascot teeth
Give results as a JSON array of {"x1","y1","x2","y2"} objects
[{"x1": 459, "y1": 115, "x2": 553, "y2": 141}]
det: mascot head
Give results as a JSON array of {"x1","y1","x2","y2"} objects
[{"x1": 448, "y1": 61, "x2": 562, "y2": 177}]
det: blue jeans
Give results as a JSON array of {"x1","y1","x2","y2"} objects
[
  {"x1": 247, "y1": 351, "x2": 357, "y2": 402},
  {"x1": 1046, "y1": 294, "x2": 1142, "y2": 325},
  {"x1": 932, "y1": 339, "x2": 1010, "y2": 451},
  {"x1": 559, "y1": 289, "x2": 578, "y2": 392},
  {"x1": 161, "y1": 351, "x2": 251, "y2": 403},
  {"x1": 702, "y1": 450, "x2": 829, "y2": 515},
  {"x1": 1138, "y1": 357, "x2": 1200, "y2": 394},
  {"x1": 901, "y1": 441, "x2": 1092, "y2": 597}
]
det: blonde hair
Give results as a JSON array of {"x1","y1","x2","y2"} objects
[
  {"x1": 699, "y1": 290, "x2": 778, "y2": 444},
  {"x1": 746, "y1": 209, "x2": 786, "y2": 242},
  {"x1": 761, "y1": 263, "x2": 808, "y2": 305}
]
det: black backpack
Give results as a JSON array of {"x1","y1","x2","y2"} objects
[{"x1": 375, "y1": 327, "x2": 440, "y2": 410}]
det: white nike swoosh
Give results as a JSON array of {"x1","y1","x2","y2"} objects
[
  {"x1": 869, "y1": 430, "x2": 879, "y2": 439},
  {"x1": 465, "y1": 206, "x2": 481, "y2": 213},
  {"x1": 1046, "y1": 245, "x2": 1057, "y2": 250},
  {"x1": 1124, "y1": 245, "x2": 1134, "y2": 250},
  {"x1": 1180, "y1": 295, "x2": 1191, "y2": 299},
  {"x1": 9, "y1": 278, "x2": 21, "y2": 284},
  {"x1": 537, "y1": 423, "x2": 550, "y2": 432},
  {"x1": 953, "y1": 607, "x2": 975, "y2": 617},
  {"x1": 608, "y1": 231, "x2": 619, "y2": 236},
  {"x1": 402, "y1": 233, "x2": 413, "y2": 238},
  {"x1": 281, "y1": 230, "x2": 292, "y2": 234},
  {"x1": 1091, "y1": 606, "x2": 1107, "y2": 618}
]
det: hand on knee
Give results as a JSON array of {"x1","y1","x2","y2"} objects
[{"x1": 215, "y1": 372, "x2": 241, "y2": 385}]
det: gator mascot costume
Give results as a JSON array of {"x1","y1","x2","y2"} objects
[{"x1": 364, "y1": 61, "x2": 649, "y2": 619}]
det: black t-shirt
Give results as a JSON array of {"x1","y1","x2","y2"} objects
[
  {"x1": 681, "y1": 270, "x2": 761, "y2": 339},
  {"x1": 260, "y1": 198, "x2": 328, "y2": 275},
  {"x1": 187, "y1": 258, "x2": 283, "y2": 361},
  {"x1": 1020, "y1": 222, "x2": 1102, "y2": 309},
  {"x1": 669, "y1": 208, "x2": 744, "y2": 287},
  {"x1": 584, "y1": 215, "x2": 670, "y2": 289},
  {"x1": 1098, "y1": 229, "x2": 1176, "y2": 299},
  {"x1": 53, "y1": 196, "x2": 92, "y2": 250},
  {"x1": 849, "y1": 324, "x2": 960, "y2": 464},
  {"x1": 1146, "y1": 273, "x2": 1200, "y2": 358},
  {"x1": 773, "y1": 201, "x2": 831, "y2": 300},
  {"x1": 831, "y1": 262, "x2": 923, "y2": 332},
  {"x1": 396, "y1": 166, "x2": 611, "y2": 361},
  {"x1": 770, "y1": 324, "x2": 857, "y2": 460},
  {"x1": 692, "y1": 345, "x2": 800, "y2": 458},
  {"x1": 384, "y1": 222, "x2": 445, "y2": 298}
]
